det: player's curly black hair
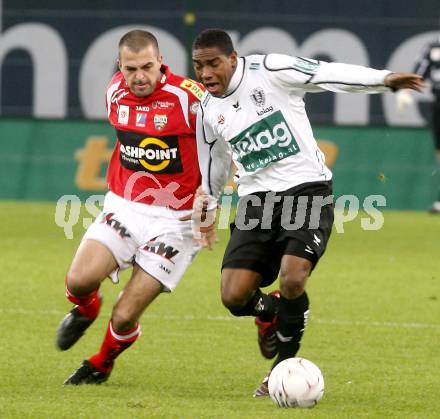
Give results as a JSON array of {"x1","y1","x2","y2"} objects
[{"x1": 192, "y1": 29, "x2": 234, "y2": 55}]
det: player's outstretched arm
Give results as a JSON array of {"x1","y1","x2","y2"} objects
[{"x1": 384, "y1": 73, "x2": 425, "y2": 92}]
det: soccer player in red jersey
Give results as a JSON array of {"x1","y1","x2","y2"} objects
[{"x1": 57, "y1": 30, "x2": 208, "y2": 384}]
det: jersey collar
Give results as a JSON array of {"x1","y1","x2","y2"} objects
[
  {"x1": 223, "y1": 57, "x2": 245, "y2": 97},
  {"x1": 154, "y1": 64, "x2": 170, "y2": 91}
]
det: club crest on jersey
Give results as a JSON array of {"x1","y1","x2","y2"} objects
[
  {"x1": 136, "y1": 113, "x2": 147, "y2": 127},
  {"x1": 154, "y1": 114, "x2": 168, "y2": 130},
  {"x1": 218, "y1": 114, "x2": 225, "y2": 125},
  {"x1": 118, "y1": 105, "x2": 129, "y2": 125},
  {"x1": 250, "y1": 87, "x2": 266, "y2": 107}
]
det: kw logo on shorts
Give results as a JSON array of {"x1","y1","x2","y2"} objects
[
  {"x1": 229, "y1": 110, "x2": 300, "y2": 173},
  {"x1": 143, "y1": 237, "x2": 179, "y2": 263},
  {"x1": 117, "y1": 130, "x2": 182, "y2": 173},
  {"x1": 101, "y1": 213, "x2": 131, "y2": 238}
]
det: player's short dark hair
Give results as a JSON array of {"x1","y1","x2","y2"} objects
[
  {"x1": 192, "y1": 29, "x2": 234, "y2": 55},
  {"x1": 119, "y1": 30, "x2": 159, "y2": 54}
]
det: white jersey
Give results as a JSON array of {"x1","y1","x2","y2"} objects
[{"x1": 196, "y1": 53, "x2": 391, "y2": 199}]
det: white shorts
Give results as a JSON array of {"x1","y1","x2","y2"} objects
[{"x1": 83, "y1": 191, "x2": 200, "y2": 292}]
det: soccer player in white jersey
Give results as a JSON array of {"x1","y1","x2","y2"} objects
[{"x1": 191, "y1": 29, "x2": 424, "y2": 397}]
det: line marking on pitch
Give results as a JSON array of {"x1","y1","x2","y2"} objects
[{"x1": 1, "y1": 308, "x2": 439, "y2": 331}]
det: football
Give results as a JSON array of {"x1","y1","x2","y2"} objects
[{"x1": 268, "y1": 357, "x2": 324, "y2": 408}]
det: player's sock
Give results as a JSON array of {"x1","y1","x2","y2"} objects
[
  {"x1": 228, "y1": 288, "x2": 279, "y2": 321},
  {"x1": 272, "y1": 292, "x2": 309, "y2": 368},
  {"x1": 65, "y1": 281, "x2": 101, "y2": 321},
  {"x1": 88, "y1": 320, "x2": 141, "y2": 372}
]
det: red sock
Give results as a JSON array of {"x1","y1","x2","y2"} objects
[
  {"x1": 88, "y1": 321, "x2": 141, "y2": 372},
  {"x1": 65, "y1": 277, "x2": 101, "y2": 320}
]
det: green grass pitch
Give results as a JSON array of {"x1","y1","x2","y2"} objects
[{"x1": 0, "y1": 201, "x2": 439, "y2": 418}]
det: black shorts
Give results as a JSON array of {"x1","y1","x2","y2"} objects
[{"x1": 222, "y1": 181, "x2": 334, "y2": 287}]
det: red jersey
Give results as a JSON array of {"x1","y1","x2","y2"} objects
[{"x1": 105, "y1": 65, "x2": 203, "y2": 210}]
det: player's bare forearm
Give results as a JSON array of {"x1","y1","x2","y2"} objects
[{"x1": 384, "y1": 73, "x2": 425, "y2": 92}]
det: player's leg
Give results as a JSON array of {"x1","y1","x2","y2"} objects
[
  {"x1": 273, "y1": 252, "x2": 312, "y2": 367},
  {"x1": 254, "y1": 182, "x2": 334, "y2": 397},
  {"x1": 64, "y1": 215, "x2": 198, "y2": 385},
  {"x1": 64, "y1": 264, "x2": 163, "y2": 385},
  {"x1": 270, "y1": 189, "x2": 334, "y2": 369},
  {"x1": 252, "y1": 250, "x2": 312, "y2": 398},
  {"x1": 57, "y1": 193, "x2": 138, "y2": 351},
  {"x1": 221, "y1": 267, "x2": 281, "y2": 361},
  {"x1": 221, "y1": 226, "x2": 283, "y2": 385},
  {"x1": 221, "y1": 268, "x2": 278, "y2": 320},
  {"x1": 221, "y1": 194, "x2": 285, "y2": 374},
  {"x1": 90, "y1": 264, "x2": 163, "y2": 371},
  {"x1": 220, "y1": 199, "x2": 281, "y2": 322},
  {"x1": 56, "y1": 239, "x2": 118, "y2": 350}
]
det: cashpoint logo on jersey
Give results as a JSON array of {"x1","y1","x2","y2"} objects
[{"x1": 117, "y1": 131, "x2": 182, "y2": 173}]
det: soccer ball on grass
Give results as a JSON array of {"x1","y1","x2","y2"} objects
[{"x1": 268, "y1": 357, "x2": 324, "y2": 408}]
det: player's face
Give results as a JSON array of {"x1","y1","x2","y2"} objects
[
  {"x1": 192, "y1": 47, "x2": 237, "y2": 97},
  {"x1": 118, "y1": 45, "x2": 163, "y2": 97}
]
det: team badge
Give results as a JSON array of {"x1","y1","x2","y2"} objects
[
  {"x1": 250, "y1": 88, "x2": 266, "y2": 107},
  {"x1": 154, "y1": 114, "x2": 168, "y2": 130},
  {"x1": 118, "y1": 105, "x2": 130, "y2": 125},
  {"x1": 218, "y1": 114, "x2": 225, "y2": 125},
  {"x1": 136, "y1": 113, "x2": 147, "y2": 127}
]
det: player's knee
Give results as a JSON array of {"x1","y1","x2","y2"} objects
[
  {"x1": 111, "y1": 309, "x2": 137, "y2": 333},
  {"x1": 65, "y1": 269, "x2": 90, "y2": 296},
  {"x1": 279, "y1": 262, "x2": 310, "y2": 298},
  {"x1": 221, "y1": 289, "x2": 248, "y2": 314},
  {"x1": 66, "y1": 266, "x2": 102, "y2": 296}
]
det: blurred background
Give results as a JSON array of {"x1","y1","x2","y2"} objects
[{"x1": 1, "y1": 0, "x2": 439, "y2": 209}]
